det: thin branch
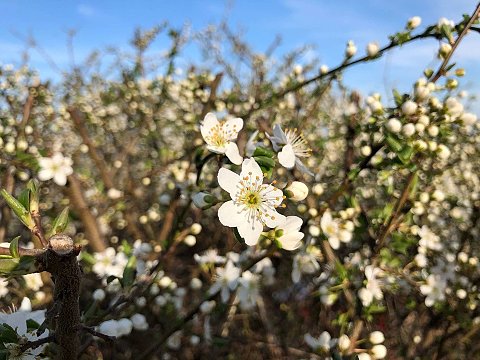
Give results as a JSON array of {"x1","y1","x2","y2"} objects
[
  {"x1": 20, "y1": 334, "x2": 56, "y2": 352},
  {"x1": 430, "y1": 3, "x2": 480, "y2": 82},
  {"x1": 0, "y1": 246, "x2": 45, "y2": 257}
]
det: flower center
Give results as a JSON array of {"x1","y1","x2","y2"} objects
[
  {"x1": 207, "y1": 124, "x2": 227, "y2": 147},
  {"x1": 284, "y1": 128, "x2": 311, "y2": 157}
]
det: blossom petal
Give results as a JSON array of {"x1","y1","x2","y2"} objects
[
  {"x1": 262, "y1": 209, "x2": 285, "y2": 228},
  {"x1": 241, "y1": 158, "x2": 264, "y2": 185},
  {"x1": 38, "y1": 169, "x2": 54, "y2": 181},
  {"x1": 278, "y1": 144, "x2": 296, "y2": 169},
  {"x1": 225, "y1": 142, "x2": 243, "y2": 165},
  {"x1": 237, "y1": 217, "x2": 263, "y2": 246},
  {"x1": 272, "y1": 124, "x2": 288, "y2": 143},
  {"x1": 279, "y1": 216, "x2": 303, "y2": 232},
  {"x1": 218, "y1": 201, "x2": 243, "y2": 227},
  {"x1": 295, "y1": 158, "x2": 314, "y2": 176},
  {"x1": 329, "y1": 236, "x2": 340, "y2": 250},
  {"x1": 206, "y1": 144, "x2": 226, "y2": 154},
  {"x1": 279, "y1": 231, "x2": 304, "y2": 250},
  {"x1": 260, "y1": 184, "x2": 284, "y2": 207},
  {"x1": 217, "y1": 168, "x2": 240, "y2": 195},
  {"x1": 53, "y1": 173, "x2": 67, "y2": 186},
  {"x1": 223, "y1": 117, "x2": 243, "y2": 140}
]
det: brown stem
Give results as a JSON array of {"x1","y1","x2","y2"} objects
[
  {"x1": 20, "y1": 334, "x2": 56, "y2": 353},
  {"x1": 68, "y1": 107, "x2": 114, "y2": 189},
  {"x1": 0, "y1": 246, "x2": 45, "y2": 257},
  {"x1": 42, "y1": 249, "x2": 82, "y2": 360},
  {"x1": 66, "y1": 175, "x2": 106, "y2": 252}
]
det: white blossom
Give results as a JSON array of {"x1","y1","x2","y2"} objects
[{"x1": 38, "y1": 152, "x2": 73, "y2": 186}]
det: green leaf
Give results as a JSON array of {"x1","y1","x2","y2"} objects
[
  {"x1": 9, "y1": 236, "x2": 20, "y2": 258},
  {"x1": 26, "y1": 319, "x2": 40, "y2": 332},
  {"x1": 122, "y1": 255, "x2": 137, "y2": 287},
  {"x1": 0, "y1": 190, "x2": 34, "y2": 229},
  {"x1": 335, "y1": 260, "x2": 348, "y2": 281},
  {"x1": 0, "y1": 323, "x2": 19, "y2": 344},
  {"x1": 398, "y1": 145, "x2": 414, "y2": 164},
  {"x1": 46, "y1": 207, "x2": 69, "y2": 239},
  {"x1": 26, "y1": 180, "x2": 39, "y2": 213},
  {"x1": 385, "y1": 134, "x2": 403, "y2": 153},
  {"x1": 253, "y1": 156, "x2": 275, "y2": 169},
  {"x1": 18, "y1": 189, "x2": 30, "y2": 212},
  {"x1": 253, "y1": 146, "x2": 274, "y2": 158},
  {"x1": 1, "y1": 256, "x2": 38, "y2": 277}
]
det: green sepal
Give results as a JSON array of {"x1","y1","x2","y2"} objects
[
  {"x1": 9, "y1": 236, "x2": 20, "y2": 258},
  {"x1": 122, "y1": 255, "x2": 137, "y2": 287}
]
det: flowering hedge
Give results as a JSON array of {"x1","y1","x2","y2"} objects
[{"x1": 0, "y1": 7, "x2": 480, "y2": 360}]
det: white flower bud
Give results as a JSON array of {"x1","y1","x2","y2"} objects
[
  {"x1": 407, "y1": 16, "x2": 422, "y2": 29},
  {"x1": 402, "y1": 123, "x2": 416, "y2": 137},
  {"x1": 285, "y1": 181, "x2": 309, "y2": 201},
  {"x1": 427, "y1": 126, "x2": 439, "y2": 137},
  {"x1": 401, "y1": 100, "x2": 418, "y2": 115},
  {"x1": 438, "y1": 43, "x2": 452, "y2": 59},
  {"x1": 386, "y1": 118, "x2": 402, "y2": 133},
  {"x1": 93, "y1": 289, "x2": 106, "y2": 301},
  {"x1": 418, "y1": 115, "x2": 430, "y2": 126},
  {"x1": 131, "y1": 313, "x2": 149, "y2": 330},
  {"x1": 200, "y1": 300, "x2": 216, "y2": 314},
  {"x1": 184, "y1": 235, "x2": 197, "y2": 247},
  {"x1": 312, "y1": 183, "x2": 324, "y2": 195},
  {"x1": 369, "y1": 331, "x2": 385, "y2": 344},
  {"x1": 371, "y1": 344, "x2": 387, "y2": 359},
  {"x1": 107, "y1": 188, "x2": 123, "y2": 200},
  {"x1": 432, "y1": 189, "x2": 445, "y2": 201},
  {"x1": 320, "y1": 65, "x2": 329, "y2": 74},
  {"x1": 190, "y1": 223, "x2": 202, "y2": 235},
  {"x1": 358, "y1": 353, "x2": 372, "y2": 360},
  {"x1": 437, "y1": 144, "x2": 450, "y2": 159},
  {"x1": 190, "y1": 277, "x2": 203, "y2": 290},
  {"x1": 309, "y1": 225, "x2": 321, "y2": 237},
  {"x1": 456, "y1": 289, "x2": 467, "y2": 299},
  {"x1": 338, "y1": 334, "x2": 351, "y2": 351},
  {"x1": 367, "y1": 42, "x2": 379, "y2": 57},
  {"x1": 361, "y1": 145, "x2": 372, "y2": 156},
  {"x1": 346, "y1": 40, "x2": 357, "y2": 58}
]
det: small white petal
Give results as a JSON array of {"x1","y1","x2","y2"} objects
[
  {"x1": 279, "y1": 232, "x2": 304, "y2": 250},
  {"x1": 329, "y1": 236, "x2": 340, "y2": 249},
  {"x1": 278, "y1": 144, "x2": 296, "y2": 169},
  {"x1": 225, "y1": 142, "x2": 243, "y2": 165},
  {"x1": 53, "y1": 173, "x2": 67, "y2": 186},
  {"x1": 241, "y1": 158, "x2": 264, "y2": 183},
  {"x1": 200, "y1": 112, "x2": 219, "y2": 140},
  {"x1": 237, "y1": 217, "x2": 263, "y2": 246},
  {"x1": 206, "y1": 144, "x2": 226, "y2": 154},
  {"x1": 218, "y1": 201, "x2": 243, "y2": 227},
  {"x1": 223, "y1": 117, "x2": 243, "y2": 140},
  {"x1": 38, "y1": 169, "x2": 54, "y2": 181},
  {"x1": 217, "y1": 168, "x2": 240, "y2": 195}
]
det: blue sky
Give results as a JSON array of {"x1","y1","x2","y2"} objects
[{"x1": 1, "y1": 0, "x2": 479, "y2": 109}]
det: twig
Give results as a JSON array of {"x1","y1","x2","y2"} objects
[
  {"x1": 20, "y1": 334, "x2": 56, "y2": 352},
  {"x1": 430, "y1": 4, "x2": 480, "y2": 82},
  {"x1": 78, "y1": 325, "x2": 116, "y2": 343},
  {"x1": 0, "y1": 246, "x2": 45, "y2": 257}
]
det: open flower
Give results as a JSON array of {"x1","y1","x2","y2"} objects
[
  {"x1": 38, "y1": 152, "x2": 73, "y2": 186},
  {"x1": 200, "y1": 112, "x2": 243, "y2": 165},
  {"x1": 275, "y1": 216, "x2": 304, "y2": 250},
  {"x1": 267, "y1": 124, "x2": 313, "y2": 175},
  {"x1": 217, "y1": 158, "x2": 285, "y2": 245}
]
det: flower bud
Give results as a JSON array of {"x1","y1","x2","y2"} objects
[
  {"x1": 371, "y1": 344, "x2": 387, "y2": 359},
  {"x1": 407, "y1": 16, "x2": 422, "y2": 29},
  {"x1": 346, "y1": 40, "x2": 357, "y2": 58},
  {"x1": 367, "y1": 42, "x2": 379, "y2": 57},
  {"x1": 285, "y1": 181, "x2": 309, "y2": 201},
  {"x1": 369, "y1": 331, "x2": 385, "y2": 344},
  {"x1": 401, "y1": 100, "x2": 418, "y2": 116},
  {"x1": 338, "y1": 334, "x2": 351, "y2": 351},
  {"x1": 192, "y1": 192, "x2": 215, "y2": 209},
  {"x1": 386, "y1": 118, "x2": 402, "y2": 133}
]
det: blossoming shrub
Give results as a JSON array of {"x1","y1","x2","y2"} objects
[{"x1": 0, "y1": 10, "x2": 480, "y2": 359}]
